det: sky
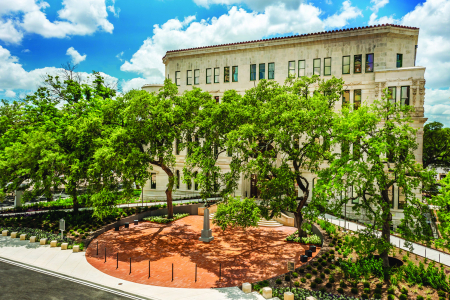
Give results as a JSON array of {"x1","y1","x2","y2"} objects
[{"x1": 0, "y1": 0, "x2": 449, "y2": 126}]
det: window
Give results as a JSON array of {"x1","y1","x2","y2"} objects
[
  {"x1": 175, "y1": 71, "x2": 180, "y2": 86},
  {"x1": 354, "y1": 55, "x2": 362, "y2": 73},
  {"x1": 324, "y1": 58, "x2": 331, "y2": 76},
  {"x1": 288, "y1": 61, "x2": 295, "y2": 77},
  {"x1": 232, "y1": 66, "x2": 238, "y2": 82},
  {"x1": 175, "y1": 138, "x2": 180, "y2": 155},
  {"x1": 354, "y1": 90, "x2": 361, "y2": 110},
  {"x1": 298, "y1": 60, "x2": 305, "y2": 77},
  {"x1": 187, "y1": 177, "x2": 192, "y2": 190},
  {"x1": 398, "y1": 187, "x2": 406, "y2": 209},
  {"x1": 214, "y1": 96, "x2": 219, "y2": 103},
  {"x1": 400, "y1": 86, "x2": 410, "y2": 106},
  {"x1": 342, "y1": 90, "x2": 350, "y2": 108},
  {"x1": 150, "y1": 173, "x2": 156, "y2": 189},
  {"x1": 194, "y1": 69, "x2": 200, "y2": 85},
  {"x1": 250, "y1": 64, "x2": 256, "y2": 81},
  {"x1": 224, "y1": 67, "x2": 230, "y2": 82},
  {"x1": 187, "y1": 70, "x2": 192, "y2": 85},
  {"x1": 351, "y1": 186, "x2": 359, "y2": 204},
  {"x1": 388, "y1": 87, "x2": 397, "y2": 105},
  {"x1": 313, "y1": 58, "x2": 321, "y2": 75},
  {"x1": 365, "y1": 53, "x2": 374, "y2": 72},
  {"x1": 397, "y1": 54, "x2": 403, "y2": 68},
  {"x1": 342, "y1": 56, "x2": 350, "y2": 74},
  {"x1": 388, "y1": 186, "x2": 394, "y2": 209},
  {"x1": 206, "y1": 68, "x2": 212, "y2": 84},
  {"x1": 176, "y1": 170, "x2": 180, "y2": 189},
  {"x1": 259, "y1": 63, "x2": 265, "y2": 80},
  {"x1": 268, "y1": 62, "x2": 275, "y2": 79},
  {"x1": 214, "y1": 68, "x2": 219, "y2": 83}
]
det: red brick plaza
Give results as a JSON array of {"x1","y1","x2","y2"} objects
[{"x1": 86, "y1": 216, "x2": 320, "y2": 288}]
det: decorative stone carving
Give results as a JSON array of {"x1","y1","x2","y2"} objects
[
  {"x1": 381, "y1": 82, "x2": 386, "y2": 88},
  {"x1": 412, "y1": 88, "x2": 417, "y2": 105},
  {"x1": 374, "y1": 82, "x2": 380, "y2": 98},
  {"x1": 412, "y1": 79, "x2": 418, "y2": 86}
]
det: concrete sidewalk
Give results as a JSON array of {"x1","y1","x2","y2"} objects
[
  {"x1": 0, "y1": 236, "x2": 264, "y2": 300},
  {"x1": 323, "y1": 214, "x2": 450, "y2": 266}
]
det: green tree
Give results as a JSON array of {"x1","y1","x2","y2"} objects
[
  {"x1": 213, "y1": 196, "x2": 261, "y2": 231},
  {"x1": 423, "y1": 121, "x2": 450, "y2": 168},
  {"x1": 430, "y1": 175, "x2": 450, "y2": 250},
  {"x1": 223, "y1": 76, "x2": 343, "y2": 236},
  {"x1": 316, "y1": 90, "x2": 434, "y2": 280}
]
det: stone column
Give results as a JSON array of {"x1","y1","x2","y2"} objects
[
  {"x1": 14, "y1": 190, "x2": 23, "y2": 208},
  {"x1": 199, "y1": 208, "x2": 214, "y2": 242}
]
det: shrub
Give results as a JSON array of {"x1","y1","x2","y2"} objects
[
  {"x1": 329, "y1": 264, "x2": 335, "y2": 270},
  {"x1": 363, "y1": 288, "x2": 370, "y2": 294},
  {"x1": 317, "y1": 265, "x2": 322, "y2": 270},
  {"x1": 376, "y1": 283, "x2": 383, "y2": 289},
  {"x1": 324, "y1": 268, "x2": 330, "y2": 274},
  {"x1": 301, "y1": 278, "x2": 306, "y2": 283},
  {"x1": 438, "y1": 291, "x2": 446, "y2": 297},
  {"x1": 320, "y1": 273, "x2": 325, "y2": 279},
  {"x1": 285, "y1": 275, "x2": 290, "y2": 281},
  {"x1": 292, "y1": 272, "x2": 298, "y2": 278},
  {"x1": 320, "y1": 287, "x2": 326, "y2": 293},
  {"x1": 328, "y1": 278, "x2": 335, "y2": 284},
  {"x1": 439, "y1": 297, "x2": 445, "y2": 300},
  {"x1": 306, "y1": 265, "x2": 312, "y2": 270},
  {"x1": 401, "y1": 287, "x2": 408, "y2": 294},
  {"x1": 306, "y1": 273, "x2": 312, "y2": 279},
  {"x1": 416, "y1": 296, "x2": 424, "y2": 300},
  {"x1": 314, "y1": 278, "x2": 323, "y2": 284},
  {"x1": 311, "y1": 282, "x2": 317, "y2": 288},
  {"x1": 321, "y1": 261, "x2": 327, "y2": 267},
  {"x1": 374, "y1": 293, "x2": 381, "y2": 299},
  {"x1": 326, "y1": 282, "x2": 332, "y2": 288},
  {"x1": 313, "y1": 262, "x2": 319, "y2": 267},
  {"x1": 294, "y1": 281, "x2": 300, "y2": 287},
  {"x1": 327, "y1": 257, "x2": 333, "y2": 263},
  {"x1": 399, "y1": 294, "x2": 407, "y2": 300},
  {"x1": 351, "y1": 287, "x2": 358, "y2": 294},
  {"x1": 387, "y1": 295, "x2": 395, "y2": 300},
  {"x1": 329, "y1": 250, "x2": 335, "y2": 254},
  {"x1": 363, "y1": 282, "x2": 370, "y2": 288},
  {"x1": 312, "y1": 270, "x2": 318, "y2": 275},
  {"x1": 318, "y1": 258, "x2": 323, "y2": 263},
  {"x1": 275, "y1": 278, "x2": 282, "y2": 284},
  {"x1": 387, "y1": 287, "x2": 395, "y2": 294},
  {"x1": 298, "y1": 268, "x2": 305, "y2": 273},
  {"x1": 361, "y1": 293, "x2": 369, "y2": 299},
  {"x1": 340, "y1": 281, "x2": 347, "y2": 288},
  {"x1": 337, "y1": 287, "x2": 344, "y2": 294},
  {"x1": 374, "y1": 287, "x2": 382, "y2": 294}
]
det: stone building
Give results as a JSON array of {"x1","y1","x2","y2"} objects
[{"x1": 142, "y1": 24, "x2": 427, "y2": 228}]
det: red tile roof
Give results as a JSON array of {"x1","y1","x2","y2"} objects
[{"x1": 163, "y1": 24, "x2": 418, "y2": 59}]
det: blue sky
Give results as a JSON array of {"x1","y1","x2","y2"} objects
[{"x1": 0, "y1": 0, "x2": 449, "y2": 126}]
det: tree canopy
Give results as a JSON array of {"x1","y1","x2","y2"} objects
[{"x1": 423, "y1": 121, "x2": 450, "y2": 168}]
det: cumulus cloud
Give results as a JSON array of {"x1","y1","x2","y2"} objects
[
  {"x1": 4, "y1": 90, "x2": 16, "y2": 98},
  {"x1": 66, "y1": 47, "x2": 87, "y2": 64},
  {"x1": 107, "y1": 0, "x2": 120, "y2": 17},
  {"x1": 0, "y1": 0, "x2": 114, "y2": 43},
  {"x1": 122, "y1": 2, "x2": 364, "y2": 82},
  {"x1": 323, "y1": 1, "x2": 363, "y2": 28},
  {"x1": 121, "y1": 77, "x2": 153, "y2": 92},
  {"x1": 368, "y1": 0, "x2": 396, "y2": 25},
  {"x1": 193, "y1": 0, "x2": 303, "y2": 11}
]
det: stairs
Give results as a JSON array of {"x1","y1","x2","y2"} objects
[{"x1": 209, "y1": 214, "x2": 283, "y2": 227}]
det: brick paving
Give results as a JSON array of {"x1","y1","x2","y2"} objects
[{"x1": 86, "y1": 216, "x2": 320, "y2": 288}]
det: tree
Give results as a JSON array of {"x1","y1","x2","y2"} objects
[
  {"x1": 213, "y1": 196, "x2": 260, "y2": 231},
  {"x1": 223, "y1": 76, "x2": 343, "y2": 236},
  {"x1": 423, "y1": 121, "x2": 450, "y2": 168},
  {"x1": 430, "y1": 175, "x2": 450, "y2": 250},
  {"x1": 315, "y1": 90, "x2": 435, "y2": 280}
]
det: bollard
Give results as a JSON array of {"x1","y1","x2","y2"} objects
[
  {"x1": 242, "y1": 282, "x2": 251, "y2": 294},
  {"x1": 219, "y1": 263, "x2": 221, "y2": 281},
  {"x1": 105, "y1": 247, "x2": 107, "y2": 263},
  {"x1": 284, "y1": 292, "x2": 294, "y2": 300},
  {"x1": 117, "y1": 253, "x2": 118, "y2": 269},
  {"x1": 149, "y1": 260, "x2": 150, "y2": 278},
  {"x1": 262, "y1": 287, "x2": 272, "y2": 299},
  {"x1": 172, "y1": 263, "x2": 174, "y2": 282},
  {"x1": 97, "y1": 241, "x2": 98, "y2": 256},
  {"x1": 129, "y1": 258, "x2": 131, "y2": 274}
]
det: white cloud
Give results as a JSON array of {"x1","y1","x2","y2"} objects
[
  {"x1": 107, "y1": 0, "x2": 120, "y2": 17},
  {"x1": 66, "y1": 47, "x2": 87, "y2": 64},
  {"x1": 122, "y1": 3, "x2": 353, "y2": 82},
  {"x1": 368, "y1": 0, "x2": 396, "y2": 25},
  {"x1": 193, "y1": 0, "x2": 303, "y2": 11},
  {"x1": 4, "y1": 90, "x2": 16, "y2": 98},
  {"x1": 323, "y1": 1, "x2": 363, "y2": 28},
  {"x1": 21, "y1": 49, "x2": 30, "y2": 53},
  {"x1": 116, "y1": 51, "x2": 124, "y2": 62},
  {"x1": 0, "y1": 0, "x2": 113, "y2": 43},
  {"x1": 121, "y1": 77, "x2": 151, "y2": 92}
]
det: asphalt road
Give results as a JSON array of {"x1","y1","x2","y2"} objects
[{"x1": 0, "y1": 261, "x2": 139, "y2": 300}]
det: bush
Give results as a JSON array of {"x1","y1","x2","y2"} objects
[
  {"x1": 321, "y1": 261, "x2": 327, "y2": 267},
  {"x1": 324, "y1": 268, "x2": 330, "y2": 274},
  {"x1": 318, "y1": 258, "x2": 323, "y2": 263},
  {"x1": 329, "y1": 250, "x2": 335, "y2": 254},
  {"x1": 401, "y1": 287, "x2": 408, "y2": 294},
  {"x1": 374, "y1": 287, "x2": 382, "y2": 294},
  {"x1": 311, "y1": 282, "x2": 317, "y2": 288},
  {"x1": 320, "y1": 287, "x2": 326, "y2": 293},
  {"x1": 306, "y1": 273, "x2": 312, "y2": 279},
  {"x1": 317, "y1": 265, "x2": 322, "y2": 270},
  {"x1": 416, "y1": 296, "x2": 424, "y2": 300},
  {"x1": 298, "y1": 268, "x2": 305, "y2": 273},
  {"x1": 306, "y1": 265, "x2": 312, "y2": 270},
  {"x1": 329, "y1": 264, "x2": 335, "y2": 270},
  {"x1": 337, "y1": 287, "x2": 344, "y2": 294},
  {"x1": 361, "y1": 293, "x2": 369, "y2": 299},
  {"x1": 301, "y1": 278, "x2": 306, "y2": 283},
  {"x1": 399, "y1": 294, "x2": 408, "y2": 300},
  {"x1": 363, "y1": 282, "x2": 370, "y2": 288},
  {"x1": 320, "y1": 273, "x2": 325, "y2": 279},
  {"x1": 438, "y1": 291, "x2": 446, "y2": 297},
  {"x1": 326, "y1": 282, "x2": 332, "y2": 288},
  {"x1": 350, "y1": 287, "x2": 358, "y2": 294},
  {"x1": 312, "y1": 270, "x2": 318, "y2": 275},
  {"x1": 292, "y1": 272, "x2": 298, "y2": 278},
  {"x1": 275, "y1": 278, "x2": 282, "y2": 284},
  {"x1": 328, "y1": 278, "x2": 335, "y2": 284},
  {"x1": 143, "y1": 213, "x2": 189, "y2": 224},
  {"x1": 363, "y1": 288, "x2": 370, "y2": 294},
  {"x1": 387, "y1": 287, "x2": 395, "y2": 294},
  {"x1": 374, "y1": 293, "x2": 381, "y2": 299},
  {"x1": 314, "y1": 278, "x2": 323, "y2": 284},
  {"x1": 294, "y1": 281, "x2": 300, "y2": 287},
  {"x1": 313, "y1": 262, "x2": 319, "y2": 267},
  {"x1": 438, "y1": 297, "x2": 445, "y2": 300},
  {"x1": 285, "y1": 275, "x2": 290, "y2": 281},
  {"x1": 376, "y1": 283, "x2": 383, "y2": 289},
  {"x1": 387, "y1": 295, "x2": 395, "y2": 300}
]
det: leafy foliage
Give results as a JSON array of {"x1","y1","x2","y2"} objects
[
  {"x1": 423, "y1": 121, "x2": 450, "y2": 168},
  {"x1": 212, "y1": 196, "x2": 260, "y2": 231},
  {"x1": 143, "y1": 213, "x2": 189, "y2": 224}
]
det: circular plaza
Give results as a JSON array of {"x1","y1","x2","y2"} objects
[{"x1": 86, "y1": 215, "x2": 320, "y2": 288}]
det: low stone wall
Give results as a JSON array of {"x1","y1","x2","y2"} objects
[
  {"x1": 274, "y1": 212, "x2": 295, "y2": 227},
  {"x1": 83, "y1": 203, "x2": 204, "y2": 249},
  {"x1": 198, "y1": 204, "x2": 218, "y2": 216}
]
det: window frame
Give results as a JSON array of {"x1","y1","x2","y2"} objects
[
  {"x1": 224, "y1": 66, "x2": 230, "y2": 83},
  {"x1": 298, "y1": 60, "x2": 305, "y2": 77},
  {"x1": 365, "y1": 53, "x2": 374, "y2": 73},
  {"x1": 400, "y1": 86, "x2": 410, "y2": 106},
  {"x1": 206, "y1": 68, "x2": 212, "y2": 84},
  {"x1": 150, "y1": 173, "x2": 157, "y2": 189},
  {"x1": 186, "y1": 70, "x2": 192, "y2": 85},
  {"x1": 194, "y1": 69, "x2": 200, "y2": 85},
  {"x1": 259, "y1": 63, "x2": 265, "y2": 80},
  {"x1": 232, "y1": 66, "x2": 238, "y2": 82},
  {"x1": 288, "y1": 61, "x2": 295, "y2": 78},
  {"x1": 354, "y1": 89, "x2": 361, "y2": 110},
  {"x1": 342, "y1": 56, "x2": 350, "y2": 74},
  {"x1": 388, "y1": 87, "x2": 397, "y2": 105},
  {"x1": 313, "y1": 58, "x2": 321, "y2": 75},
  {"x1": 354, "y1": 54, "x2": 362, "y2": 73},
  {"x1": 397, "y1": 53, "x2": 403, "y2": 68},
  {"x1": 342, "y1": 90, "x2": 350, "y2": 108},
  {"x1": 214, "y1": 67, "x2": 219, "y2": 83},
  {"x1": 175, "y1": 71, "x2": 181, "y2": 86},
  {"x1": 250, "y1": 64, "x2": 256, "y2": 81},
  {"x1": 268, "y1": 62, "x2": 275, "y2": 80},
  {"x1": 324, "y1": 57, "x2": 331, "y2": 76}
]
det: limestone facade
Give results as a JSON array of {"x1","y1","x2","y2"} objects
[{"x1": 142, "y1": 24, "x2": 427, "y2": 229}]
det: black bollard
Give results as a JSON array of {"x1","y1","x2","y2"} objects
[
  {"x1": 195, "y1": 264, "x2": 197, "y2": 282},
  {"x1": 104, "y1": 247, "x2": 106, "y2": 263},
  {"x1": 97, "y1": 241, "x2": 98, "y2": 256},
  {"x1": 148, "y1": 260, "x2": 150, "y2": 278},
  {"x1": 116, "y1": 253, "x2": 118, "y2": 269},
  {"x1": 219, "y1": 263, "x2": 221, "y2": 281},
  {"x1": 172, "y1": 263, "x2": 174, "y2": 282},
  {"x1": 129, "y1": 258, "x2": 131, "y2": 274}
]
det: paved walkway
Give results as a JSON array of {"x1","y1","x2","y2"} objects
[
  {"x1": 323, "y1": 214, "x2": 450, "y2": 266},
  {"x1": 86, "y1": 216, "x2": 313, "y2": 289},
  {"x1": 0, "y1": 236, "x2": 266, "y2": 300}
]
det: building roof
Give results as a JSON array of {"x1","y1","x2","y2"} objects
[{"x1": 163, "y1": 24, "x2": 418, "y2": 59}]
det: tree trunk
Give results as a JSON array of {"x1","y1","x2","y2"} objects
[
  {"x1": 294, "y1": 192, "x2": 309, "y2": 237},
  {"x1": 72, "y1": 191, "x2": 79, "y2": 214},
  {"x1": 380, "y1": 189, "x2": 391, "y2": 281},
  {"x1": 161, "y1": 164, "x2": 174, "y2": 219}
]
